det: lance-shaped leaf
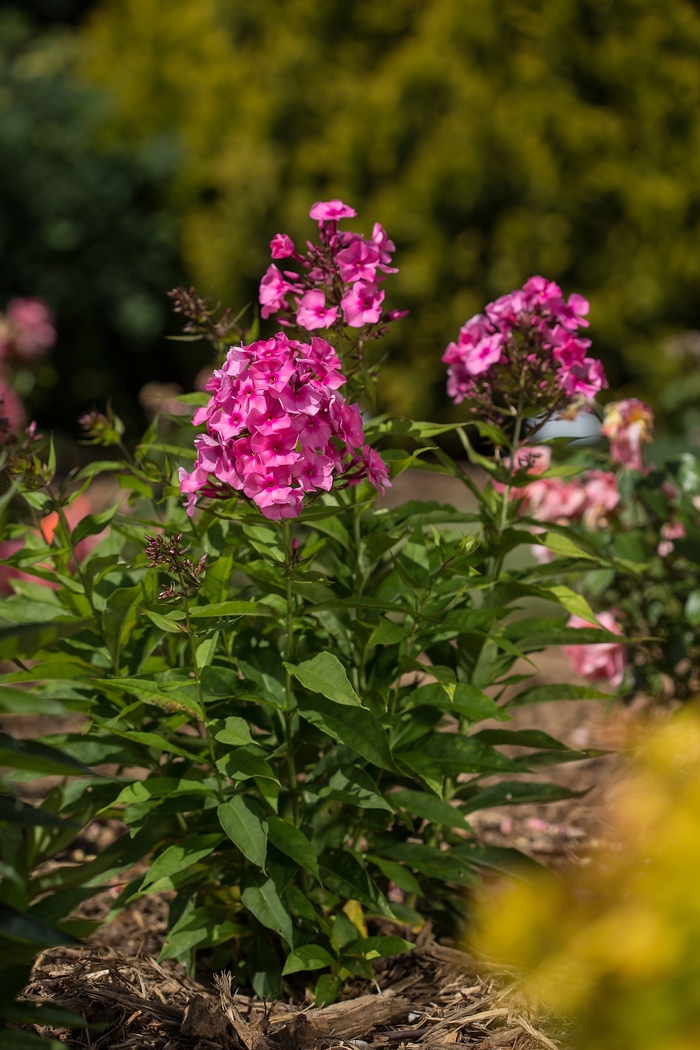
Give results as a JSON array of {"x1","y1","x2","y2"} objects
[
  {"x1": 0, "y1": 795, "x2": 77, "y2": 829},
  {"x1": 403, "y1": 682, "x2": 510, "y2": 722},
  {"x1": 343, "y1": 935, "x2": 415, "y2": 960},
  {"x1": 319, "y1": 849, "x2": 394, "y2": 918},
  {"x1": 459, "y1": 780, "x2": 588, "y2": 813},
  {"x1": 218, "y1": 796, "x2": 268, "y2": 869},
  {"x1": 317, "y1": 766, "x2": 392, "y2": 812},
  {"x1": 266, "y1": 815, "x2": 319, "y2": 879},
  {"x1": 366, "y1": 854, "x2": 423, "y2": 896},
  {"x1": 141, "y1": 834, "x2": 223, "y2": 889},
  {"x1": 189, "y1": 601, "x2": 272, "y2": 618},
  {"x1": 373, "y1": 843, "x2": 477, "y2": 887},
  {"x1": 286, "y1": 652, "x2": 360, "y2": 706},
  {"x1": 0, "y1": 619, "x2": 91, "y2": 661},
  {"x1": 0, "y1": 733, "x2": 94, "y2": 777},
  {"x1": 298, "y1": 695, "x2": 397, "y2": 771},
  {"x1": 399, "y1": 733, "x2": 524, "y2": 777},
  {"x1": 0, "y1": 903, "x2": 81, "y2": 948},
  {"x1": 282, "y1": 943, "x2": 335, "y2": 975},
  {"x1": 241, "y1": 876, "x2": 294, "y2": 949},
  {"x1": 390, "y1": 790, "x2": 473, "y2": 830},
  {"x1": 507, "y1": 683, "x2": 610, "y2": 708},
  {"x1": 98, "y1": 678, "x2": 201, "y2": 716},
  {"x1": 0, "y1": 686, "x2": 67, "y2": 717}
]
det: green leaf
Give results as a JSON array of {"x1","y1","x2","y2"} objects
[
  {"x1": 100, "y1": 678, "x2": 201, "y2": 716},
  {"x1": 317, "y1": 766, "x2": 392, "y2": 812},
  {"x1": 0, "y1": 795, "x2": 77, "y2": 828},
  {"x1": 390, "y1": 790, "x2": 472, "y2": 830},
  {"x1": 105, "y1": 727, "x2": 201, "y2": 761},
  {"x1": 218, "y1": 796, "x2": 268, "y2": 868},
  {"x1": 142, "y1": 609, "x2": 184, "y2": 634},
  {"x1": 0, "y1": 1031, "x2": 66, "y2": 1049},
  {"x1": 0, "y1": 686, "x2": 67, "y2": 717},
  {"x1": 314, "y1": 974, "x2": 342, "y2": 1006},
  {"x1": 546, "y1": 584, "x2": 600, "y2": 624},
  {"x1": 237, "y1": 659, "x2": 286, "y2": 708},
  {"x1": 542, "y1": 532, "x2": 597, "y2": 561},
  {"x1": 319, "y1": 850, "x2": 394, "y2": 918},
  {"x1": 404, "y1": 682, "x2": 510, "y2": 722},
  {"x1": 0, "y1": 733, "x2": 94, "y2": 777},
  {"x1": 214, "y1": 716, "x2": 254, "y2": 746},
  {"x1": 507, "y1": 683, "x2": 610, "y2": 707},
  {"x1": 369, "y1": 618, "x2": 411, "y2": 646},
  {"x1": 366, "y1": 855, "x2": 423, "y2": 896},
  {"x1": 473, "y1": 728, "x2": 575, "y2": 751},
  {"x1": 266, "y1": 815, "x2": 319, "y2": 878},
  {"x1": 218, "y1": 748, "x2": 279, "y2": 782},
  {"x1": 452, "y1": 842, "x2": 542, "y2": 877},
  {"x1": 0, "y1": 903, "x2": 81, "y2": 947},
  {"x1": 71, "y1": 506, "x2": 118, "y2": 547},
  {"x1": 344, "y1": 935, "x2": 415, "y2": 961},
  {"x1": 141, "y1": 834, "x2": 223, "y2": 889},
  {"x1": 0, "y1": 619, "x2": 91, "y2": 660},
  {"x1": 286, "y1": 652, "x2": 360, "y2": 706},
  {"x1": 282, "y1": 943, "x2": 335, "y2": 975},
  {"x1": 401, "y1": 658, "x2": 456, "y2": 701},
  {"x1": 189, "y1": 601, "x2": 272, "y2": 618},
  {"x1": 374, "y1": 843, "x2": 477, "y2": 887},
  {"x1": 2, "y1": 1001, "x2": 91, "y2": 1028},
  {"x1": 241, "y1": 877, "x2": 294, "y2": 948},
  {"x1": 399, "y1": 733, "x2": 523, "y2": 776},
  {"x1": 460, "y1": 781, "x2": 587, "y2": 813},
  {"x1": 299, "y1": 695, "x2": 397, "y2": 771}
]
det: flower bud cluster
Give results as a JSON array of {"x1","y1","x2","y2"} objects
[
  {"x1": 443, "y1": 276, "x2": 607, "y2": 423},
  {"x1": 259, "y1": 200, "x2": 407, "y2": 336},
  {"x1": 179, "y1": 332, "x2": 390, "y2": 520}
]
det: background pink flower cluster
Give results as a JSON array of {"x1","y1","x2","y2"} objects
[
  {"x1": 0, "y1": 298, "x2": 56, "y2": 431},
  {"x1": 259, "y1": 199, "x2": 406, "y2": 332},
  {"x1": 562, "y1": 611, "x2": 626, "y2": 687},
  {"x1": 179, "y1": 332, "x2": 390, "y2": 519},
  {"x1": 443, "y1": 275, "x2": 607, "y2": 407},
  {"x1": 511, "y1": 446, "x2": 620, "y2": 531}
]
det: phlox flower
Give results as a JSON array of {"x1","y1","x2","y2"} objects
[
  {"x1": 443, "y1": 275, "x2": 608, "y2": 424},
  {"x1": 259, "y1": 264, "x2": 290, "y2": 319},
  {"x1": 180, "y1": 332, "x2": 390, "y2": 519},
  {"x1": 341, "y1": 280, "x2": 385, "y2": 327},
  {"x1": 562, "y1": 611, "x2": 625, "y2": 687},
  {"x1": 336, "y1": 239, "x2": 380, "y2": 283},
  {"x1": 309, "y1": 199, "x2": 357, "y2": 222},
  {"x1": 601, "y1": 398, "x2": 655, "y2": 471},
  {"x1": 295, "y1": 290, "x2": 338, "y2": 330},
  {"x1": 270, "y1": 233, "x2": 295, "y2": 258}
]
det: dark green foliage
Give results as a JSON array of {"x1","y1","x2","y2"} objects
[{"x1": 0, "y1": 12, "x2": 184, "y2": 438}]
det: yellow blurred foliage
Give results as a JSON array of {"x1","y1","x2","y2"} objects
[
  {"x1": 476, "y1": 705, "x2": 700, "y2": 1049},
  {"x1": 77, "y1": 0, "x2": 700, "y2": 422}
]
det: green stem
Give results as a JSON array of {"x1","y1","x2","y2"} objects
[
  {"x1": 179, "y1": 577, "x2": 224, "y2": 801},
  {"x1": 282, "y1": 520, "x2": 300, "y2": 826}
]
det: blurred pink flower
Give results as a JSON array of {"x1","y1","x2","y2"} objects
[
  {"x1": 6, "y1": 298, "x2": 56, "y2": 360},
  {"x1": 582, "y1": 470, "x2": 620, "y2": 528},
  {"x1": 657, "y1": 519, "x2": 686, "y2": 556},
  {"x1": 562, "y1": 611, "x2": 625, "y2": 687},
  {"x1": 601, "y1": 398, "x2": 654, "y2": 471}
]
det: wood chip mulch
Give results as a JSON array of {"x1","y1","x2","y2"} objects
[{"x1": 19, "y1": 922, "x2": 568, "y2": 1050}]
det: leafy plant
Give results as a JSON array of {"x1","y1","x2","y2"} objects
[{"x1": 0, "y1": 203, "x2": 625, "y2": 1022}]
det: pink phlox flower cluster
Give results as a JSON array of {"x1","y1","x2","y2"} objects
[
  {"x1": 562, "y1": 611, "x2": 626, "y2": 687},
  {"x1": 443, "y1": 276, "x2": 607, "y2": 407},
  {"x1": 601, "y1": 398, "x2": 655, "y2": 471},
  {"x1": 259, "y1": 202, "x2": 404, "y2": 332},
  {"x1": 657, "y1": 519, "x2": 686, "y2": 558},
  {"x1": 179, "y1": 332, "x2": 391, "y2": 520},
  {"x1": 0, "y1": 298, "x2": 56, "y2": 362},
  {"x1": 511, "y1": 446, "x2": 620, "y2": 530}
]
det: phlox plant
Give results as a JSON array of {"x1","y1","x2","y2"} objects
[{"x1": 0, "y1": 203, "x2": 632, "y2": 1023}]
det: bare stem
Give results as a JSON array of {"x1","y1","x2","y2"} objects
[{"x1": 282, "y1": 520, "x2": 300, "y2": 826}]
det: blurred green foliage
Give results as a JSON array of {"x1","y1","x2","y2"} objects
[
  {"x1": 78, "y1": 0, "x2": 700, "y2": 428},
  {"x1": 0, "y1": 9, "x2": 185, "y2": 438}
]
